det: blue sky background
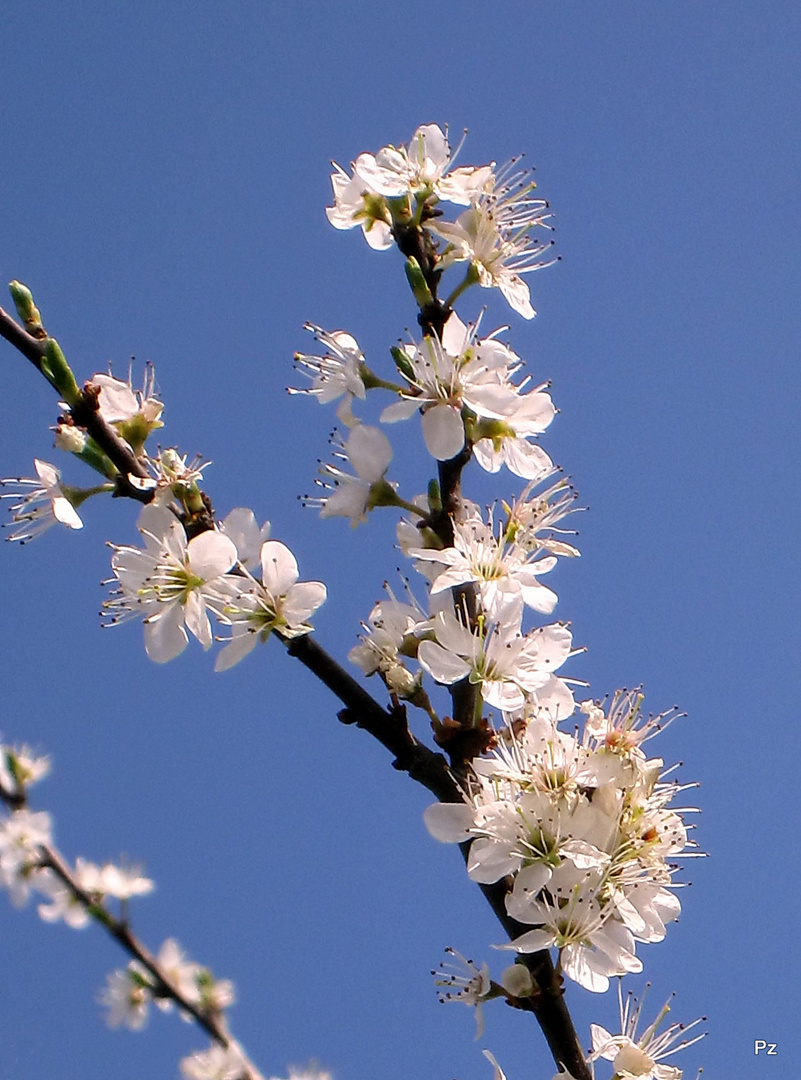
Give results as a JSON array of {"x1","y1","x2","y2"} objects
[{"x1": 0, "y1": 2, "x2": 799, "y2": 1078}]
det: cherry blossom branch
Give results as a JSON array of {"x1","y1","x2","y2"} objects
[
  {"x1": 0, "y1": 304, "x2": 152, "y2": 500},
  {"x1": 1, "y1": 282, "x2": 592, "y2": 1079}
]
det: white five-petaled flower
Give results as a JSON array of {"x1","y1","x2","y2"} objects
[
  {"x1": 500, "y1": 862, "x2": 643, "y2": 993},
  {"x1": 290, "y1": 324, "x2": 367, "y2": 428},
  {"x1": 433, "y1": 162, "x2": 555, "y2": 319},
  {"x1": 128, "y1": 448, "x2": 209, "y2": 504},
  {"x1": 87, "y1": 364, "x2": 163, "y2": 452},
  {"x1": 348, "y1": 596, "x2": 428, "y2": 697},
  {"x1": 36, "y1": 868, "x2": 92, "y2": 928},
  {"x1": 0, "y1": 742, "x2": 51, "y2": 795},
  {"x1": 180, "y1": 1042, "x2": 248, "y2": 1080},
  {"x1": 381, "y1": 314, "x2": 554, "y2": 462},
  {"x1": 409, "y1": 516, "x2": 560, "y2": 625},
  {"x1": 215, "y1": 539, "x2": 327, "y2": 670},
  {"x1": 326, "y1": 123, "x2": 493, "y2": 250},
  {"x1": 418, "y1": 611, "x2": 574, "y2": 711},
  {"x1": 99, "y1": 966, "x2": 153, "y2": 1030},
  {"x1": 0, "y1": 459, "x2": 83, "y2": 541},
  {"x1": 0, "y1": 808, "x2": 52, "y2": 907},
  {"x1": 432, "y1": 947, "x2": 492, "y2": 1038},
  {"x1": 105, "y1": 504, "x2": 237, "y2": 663},
  {"x1": 310, "y1": 425, "x2": 395, "y2": 525}
]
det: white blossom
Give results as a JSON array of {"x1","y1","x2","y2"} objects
[
  {"x1": 418, "y1": 611, "x2": 574, "y2": 711},
  {"x1": 0, "y1": 743, "x2": 51, "y2": 795},
  {"x1": 291, "y1": 324, "x2": 367, "y2": 427},
  {"x1": 128, "y1": 448, "x2": 208, "y2": 504},
  {"x1": 431, "y1": 947, "x2": 492, "y2": 1038},
  {"x1": 88, "y1": 364, "x2": 163, "y2": 452},
  {"x1": 154, "y1": 937, "x2": 204, "y2": 1009},
  {"x1": 99, "y1": 966, "x2": 153, "y2": 1030},
  {"x1": 216, "y1": 540, "x2": 327, "y2": 670},
  {"x1": 326, "y1": 124, "x2": 493, "y2": 251},
  {"x1": 217, "y1": 507, "x2": 271, "y2": 572},
  {"x1": 36, "y1": 869, "x2": 92, "y2": 928},
  {"x1": 381, "y1": 314, "x2": 554, "y2": 462},
  {"x1": 105, "y1": 504, "x2": 237, "y2": 663},
  {"x1": 348, "y1": 597, "x2": 427, "y2": 696},
  {"x1": 180, "y1": 1043, "x2": 248, "y2": 1080},
  {"x1": 433, "y1": 162, "x2": 555, "y2": 319},
  {"x1": 0, "y1": 808, "x2": 51, "y2": 907},
  {"x1": 310, "y1": 425, "x2": 395, "y2": 525},
  {"x1": 0, "y1": 459, "x2": 83, "y2": 541},
  {"x1": 408, "y1": 515, "x2": 560, "y2": 624}
]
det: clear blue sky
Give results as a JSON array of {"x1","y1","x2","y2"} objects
[{"x1": 1, "y1": 2, "x2": 799, "y2": 1078}]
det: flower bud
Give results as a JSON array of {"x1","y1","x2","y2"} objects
[
  {"x1": 501, "y1": 963, "x2": 534, "y2": 998},
  {"x1": 9, "y1": 280, "x2": 46, "y2": 338},
  {"x1": 404, "y1": 256, "x2": 434, "y2": 308}
]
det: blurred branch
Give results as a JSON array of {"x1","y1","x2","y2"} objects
[{"x1": 0, "y1": 780, "x2": 265, "y2": 1080}]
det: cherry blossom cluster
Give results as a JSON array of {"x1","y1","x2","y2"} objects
[
  {"x1": 424, "y1": 691, "x2": 694, "y2": 992},
  {"x1": 308, "y1": 124, "x2": 704, "y2": 1078},
  {"x1": 326, "y1": 123, "x2": 555, "y2": 319},
  {"x1": 104, "y1": 502, "x2": 326, "y2": 666}
]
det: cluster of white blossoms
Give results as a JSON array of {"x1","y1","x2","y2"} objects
[
  {"x1": 0, "y1": 364, "x2": 326, "y2": 671},
  {"x1": 326, "y1": 123, "x2": 554, "y2": 318},
  {"x1": 424, "y1": 691, "x2": 694, "y2": 993},
  {"x1": 310, "y1": 124, "x2": 704, "y2": 1079},
  {"x1": 0, "y1": 745, "x2": 260, "y2": 1080},
  {"x1": 344, "y1": 474, "x2": 580, "y2": 719},
  {"x1": 103, "y1": 503, "x2": 327, "y2": 666},
  {"x1": 100, "y1": 937, "x2": 235, "y2": 1030}
]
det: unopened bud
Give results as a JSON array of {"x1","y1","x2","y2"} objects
[
  {"x1": 54, "y1": 423, "x2": 87, "y2": 454},
  {"x1": 501, "y1": 963, "x2": 534, "y2": 998},
  {"x1": 404, "y1": 256, "x2": 434, "y2": 309},
  {"x1": 9, "y1": 280, "x2": 46, "y2": 338}
]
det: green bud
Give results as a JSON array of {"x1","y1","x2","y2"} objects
[
  {"x1": 9, "y1": 280, "x2": 45, "y2": 338},
  {"x1": 427, "y1": 478, "x2": 442, "y2": 515},
  {"x1": 41, "y1": 338, "x2": 81, "y2": 407},
  {"x1": 404, "y1": 256, "x2": 435, "y2": 309},
  {"x1": 390, "y1": 345, "x2": 416, "y2": 382}
]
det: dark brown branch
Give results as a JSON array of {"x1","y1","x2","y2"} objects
[
  {"x1": 0, "y1": 305, "x2": 153, "y2": 500},
  {"x1": 0, "y1": 304, "x2": 47, "y2": 370}
]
